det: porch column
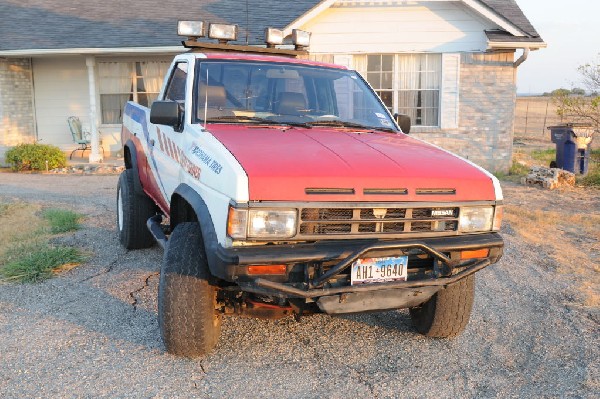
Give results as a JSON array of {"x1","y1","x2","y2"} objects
[{"x1": 85, "y1": 56, "x2": 103, "y2": 163}]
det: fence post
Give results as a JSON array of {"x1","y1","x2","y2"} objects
[
  {"x1": 543, "y1": 100, "x2": 549, "y2": 136},
  {"x1": 524, "y1": 101, "x2": 529, "y2": 136}
]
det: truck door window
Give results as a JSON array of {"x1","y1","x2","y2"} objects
[{"x1": 164, "y1": 62, "x2": 188, "y2": 102}]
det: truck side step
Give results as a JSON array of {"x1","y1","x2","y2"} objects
[{"x1": 147, "y1": 215, "x2": 168, "y2": 250}]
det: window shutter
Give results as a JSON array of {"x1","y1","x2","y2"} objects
[{"x1": 440, "y1": 53, "x2": 460, "y2": 129}]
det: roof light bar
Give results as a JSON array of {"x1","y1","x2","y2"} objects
[
  {"x1": 264, "y1": 28, "x2": 284, "y2": 48},
  {"x1": 177, "y1": 21, "x2": 205, "y2": 39},
  {"x1": 292, "y1": 29, "x2": 311, "y2": 50},
  {"x1": 208, "y1": 23, "x2": 238, "y2": 44}
]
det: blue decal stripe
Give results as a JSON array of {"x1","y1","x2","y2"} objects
[{"x1": 125, "y1": 103, "x2": 169, "y2": 201}]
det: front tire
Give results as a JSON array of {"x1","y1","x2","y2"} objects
[
  {"x1": 116, "y1": 169, "x2": 157, "y2": 249},
  {"x1": 158, "y1": 222, "x2": 222, "y2": 357},
  {"x1": 409, "y1": 275, "x2": 475, "y2": 338}
]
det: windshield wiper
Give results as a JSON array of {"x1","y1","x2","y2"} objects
[
  {"x1": 207, "y1": 115, "x2": 311, "y2": 128},
  {"x1": 307, "y1": 120, "x2": 397, "y2": 133}
]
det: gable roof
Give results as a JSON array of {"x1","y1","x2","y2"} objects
[
  {"x1": 0, "y1": 0, "x2": 544, "y2": 54},
  {"x1": 480, "y1": 0, "x2": 540, "y2": 37},
  {"x1": 478, "y1": 0, "x2": 544, "y2": 47}
]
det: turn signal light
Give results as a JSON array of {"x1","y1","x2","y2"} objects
[
  {"x1": 247, "y1": 265, "x2": 287, "y2": 275},
  {"x1": 460, "y1": 249, "x2": 489, "y2": 260}
]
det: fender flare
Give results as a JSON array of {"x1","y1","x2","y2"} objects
[
  {"x1": 124, "y1": 139, "x2": 144, "y2": 195},
  {"x1": 171, "y1": 184, "x2": 222, "y2": 278}
]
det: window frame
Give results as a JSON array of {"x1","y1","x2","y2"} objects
[
  {"x1": 362, "y1": 53, "x2": 442, "y2": 128},
  {"x1": 97, "y1": 59, "x2": 170, "y2": 126}
]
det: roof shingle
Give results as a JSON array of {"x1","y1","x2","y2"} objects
[{"x1": 0, "y1": 0, "x2": 542, "y2": 52}]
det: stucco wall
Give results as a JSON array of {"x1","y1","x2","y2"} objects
[
  {"x1": 414, "y1": 52, "x2": 516, "y2": 173},
  {"x1": 0, "y1": 58, "x2": 36, "y2": 165}
]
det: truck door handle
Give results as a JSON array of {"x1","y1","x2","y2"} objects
[{"x1": 150, "y1": 139, "x2": 155, "y2": 147}]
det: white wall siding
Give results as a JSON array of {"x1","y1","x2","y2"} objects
[
  {"x1": 301, "y1": 1, "x2": 492, "y2": 54},
  {"x1": 33, "y1": 57, "x2": 90, "y2": 150}
]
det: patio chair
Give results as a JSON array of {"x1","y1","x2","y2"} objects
[{"x1": 68, "y1": 116, "x2": 103, "y2": 159}]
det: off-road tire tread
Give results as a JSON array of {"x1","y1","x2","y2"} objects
[
  {"x1": 409, "y1": 275, "x2": 475, "y2": 338},
  {"x1": 158, "y1": 222, "x2": 221, "y2": 357},
  {"x1": 117, "y1": 169, "x2": 157, "y2": 249}
]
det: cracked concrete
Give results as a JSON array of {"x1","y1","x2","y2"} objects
[
  {"x1": 0, "y1": 173, "x2": 598, "y2": 398},
  {"x1": 129, "y1": 272, "x2": 159, "y2": 311}
]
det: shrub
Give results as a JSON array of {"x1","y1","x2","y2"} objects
[{"x1": 5, "y1": 143, "x2": 67, "y2": 171}]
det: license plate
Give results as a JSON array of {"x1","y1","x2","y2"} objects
[{"x1": 350, "y1": 256, "x2": 408, "y2": 285}]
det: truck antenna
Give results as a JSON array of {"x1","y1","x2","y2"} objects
[{"x1": 245, "y1": 0, "x2": 249, "y2": 45}]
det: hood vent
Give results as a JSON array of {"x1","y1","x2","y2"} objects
[
  {"x1": 416, "y1": 188, "x2": 456, "y2": 195},
  {"x1": 305, "y1": 188, "x2": 355, "y2": 195},
  {"x1": 363, "y1": 188, "x2": 408, "y2": 195}
]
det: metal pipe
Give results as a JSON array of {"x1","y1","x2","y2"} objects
[
  {"x1": 311, "y1": 241, "x2": 458, "y2": 288},
  {"x1": 514, "y1": 48, "x2": 530, "y2": 68},
  {"x1": 255, "y1": 259, "x2": 490, "y2": 298},
  {"x1": 147, "y1": 215, "x2": 168, "y2": 250}
]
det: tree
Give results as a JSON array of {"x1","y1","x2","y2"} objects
[
  {"x1": 551, "y1": 88, "x2": 572, "y2": 96},
  {"x1": 554, "y1": 55, "x2": 600, "y2": 128},
  {"x1": 571, "y1": 87, "x2": 586, "y2": 96}
]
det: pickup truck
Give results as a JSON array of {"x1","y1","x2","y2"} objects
[{"x1": 118, "y1": 23, "x2": 504, "y2": 357}]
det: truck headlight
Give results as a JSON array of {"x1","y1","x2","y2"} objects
[
  {"x1": 227, "y1": 207, "x2": 297, "y2": 239},
  {"x1": 459, "y1": 207, "x2": 493, "y2": 233}
]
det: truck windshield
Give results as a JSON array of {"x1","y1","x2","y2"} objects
[{"x1": 194, "y1": 60, "x2": 398, "y2": 131}]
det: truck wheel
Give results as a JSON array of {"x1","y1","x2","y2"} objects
[
  {"x1": 117, "y1": 169, "x2": 157, "y2": 249},
  {"x1": 158, "y1": 222, "x2": 221, "y2": 357},
  {"x1": 409, "y1": 275, "x2": 475, "y2": 338}
]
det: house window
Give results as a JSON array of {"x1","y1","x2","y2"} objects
[
  {"x1": 98, "y1": 61, "x2": 170, "y2": 124},
  {"x1": 367, "y1": 54, "x2": 394, "y2": 112},
  {"x1": 360, "y1": 54, "x2": 442, "y2": 127},
  {"x1": 397, "y1": 54, "x2": 441, "y2": 127}
]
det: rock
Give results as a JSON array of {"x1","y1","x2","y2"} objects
[{"x1": 521, "y1": 166, "x2": 576, "y2": 190}]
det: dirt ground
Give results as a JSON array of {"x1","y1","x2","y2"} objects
[{"x1": 0, "y1": 172, "x2": 598, "y2": 398}]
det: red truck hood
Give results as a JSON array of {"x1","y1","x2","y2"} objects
[{"x1": 208, "y1": 125, "x2": 496, "y2": 202}]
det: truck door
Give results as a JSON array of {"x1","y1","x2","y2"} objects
[{"x1": 150, "y1": 61, "x2": 189, "y2": 199}]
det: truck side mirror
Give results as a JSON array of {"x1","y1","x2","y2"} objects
[
  {"x1": 150, "y1": 101, "x2": 182, "y2": 131},
  {"x1": 394, "y1": 113, "x2": 411, "y2": 134}
]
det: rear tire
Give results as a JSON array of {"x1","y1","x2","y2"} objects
[
  {"x1": 158, "y1": 222, "x2": 222, "y2": 357},
  {"x1": 117, "y1": 169, "x2": 157, "y2": 249},
  {"x1": 409, "y1": 275, "x2": 475, "y2": 338}
]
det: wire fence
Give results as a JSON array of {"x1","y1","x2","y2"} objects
[{"x1": 514, "y1": 96, "x2": 565, "y2": 141}]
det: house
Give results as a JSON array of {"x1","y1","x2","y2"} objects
[{"x1": 0, "y1": 0, "x2": 545, "y2": 171}]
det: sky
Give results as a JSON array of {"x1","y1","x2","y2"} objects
[{"x1": 515, "y1": 0, "x2": 600, "y2": 94}]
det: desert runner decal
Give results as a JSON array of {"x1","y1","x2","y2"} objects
[
  {"x1": 191, "y1": 145, "x2": 223, "y2": 175},
  {"x1": 156, "y1": 129, "x2": 201, "y2": 179}
]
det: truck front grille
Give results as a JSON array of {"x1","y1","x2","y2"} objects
[{"x1": 298, "y1": 206, "x2": 459, "y2": 239}]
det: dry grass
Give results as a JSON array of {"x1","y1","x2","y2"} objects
[
  {"x1": 0, "y1": 202, "x2": 45, "y2": 255},
  {"x1": 505, "y1": 206, "x2": 600, "y2": 307}
]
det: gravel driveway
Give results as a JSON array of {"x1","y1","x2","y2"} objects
[{"x1": 0, "y1": 173, "x2": 598, "y2": 398}]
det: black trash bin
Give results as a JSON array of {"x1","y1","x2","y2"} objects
[{"x1": 548, "y1": 124, "x2": 594, "y2": 175}]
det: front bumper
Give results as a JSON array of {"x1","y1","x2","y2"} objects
[{"x1": 212, "y1": 233, "x2": 503, "y2": 301}]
